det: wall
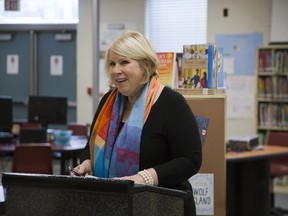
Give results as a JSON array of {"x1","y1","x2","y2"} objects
[
  {"x1": 77, "y1": 0, "x2": 95, "y2": 124},
  {"x1": 270, "y1": 0, "x2": 288, "y2": 43},
  {"x1": 100, "y1": 0, "x2": 145, "y2": 32},
  {"x1": 77, "y1": 0, "x2": 145, "y2": 125},
  {"x1": 208, "y1": 0, "x2": 271, "y2": 139},
  {"x1": 208, "y1": 0, "x2": 271, "y2": 45},
  {"x1": 77, "y1": 0, "x2": 272, "y2": 139}
]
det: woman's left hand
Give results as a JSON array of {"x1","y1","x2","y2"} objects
[
  {"x1": 114, "y1": 174, "x2": 146, "y2": 184},
  {"x1": 114, "y1": 168, "x2": 158, "y2": 186}
]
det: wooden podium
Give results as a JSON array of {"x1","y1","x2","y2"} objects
[{"x1": 1, "y1": 172, "x2": 190, "y2": 216}]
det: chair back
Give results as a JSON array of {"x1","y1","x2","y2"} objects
[
  {"x1": 267, "y1": 132, "x2": 288, "y2": 147},
  {"x1": 67, "y1": 122, "x2": 88, "y2": 136},
  {"x1": 20, "y1": 122, "x2": 42, "y2": 129},
  {"x1": 13, "y1": 143, "x2": 52, "y2": 174},
  {"x1": 267, "y1": 132, "x2": 288, "y2": 178}
]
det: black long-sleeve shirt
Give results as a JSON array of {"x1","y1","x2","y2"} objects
[{"x1": 81, "y1": 86, "x2": 202, "y2": 215}]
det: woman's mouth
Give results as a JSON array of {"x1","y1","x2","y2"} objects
[{"x1": 116, "y1": 78, "x2": 127, "y2": 83}]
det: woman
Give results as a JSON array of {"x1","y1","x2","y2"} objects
[
  {"x1": 73, "y1": 31, "x2": 202, "y2": 215},
  {"x1": 200, "y1": 71, "x2": 207, "y2": 88}
]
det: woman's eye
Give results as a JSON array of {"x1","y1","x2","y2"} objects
[
  {"x1": 121, "y1": 60, "x2": 129, "y2": 65},
  {"x1": 109, "y1": 62, "x2": 115, "y2": 67}
]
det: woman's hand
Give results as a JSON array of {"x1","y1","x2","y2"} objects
[
  {"x1": 116, "y1": 173, "x2": 146, "y2": 184},
  {"x1": 115, "y1": 168, "x2": 159, "y2": 186},
  {"x1": 70, "y1": 159, "x2": 93, "y2": 176}
]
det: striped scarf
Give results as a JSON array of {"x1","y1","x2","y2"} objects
[{"x1": 89, "y1": 76, "x2": 160, "y2": 177}]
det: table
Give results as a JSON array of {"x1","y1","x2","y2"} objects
[
  {"x1": 226, "y1": 145, "x2": 288, "y2": 216},
  {"x1": 0, "y1": 136, "x2": 87, "y2": 175}
]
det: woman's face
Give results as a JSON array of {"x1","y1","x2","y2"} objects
[{"x1": 108, "y1": 51, "x2": 145, "y2": 100}]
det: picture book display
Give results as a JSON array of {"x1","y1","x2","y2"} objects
[
  {"x1": 182, "y1": 43, "x2": 218, "y2": 89},
  {"x1": 156, "y1": 52, "x2": 177, "y2": 89}
]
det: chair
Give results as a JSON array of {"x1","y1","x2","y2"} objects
[
  {"x1": 267, "y1": 131, "x2": 288, "y2": 216},
  {"x1": 19, "y1": 122, "x2": 42, "y2": 129},
  {"x1": 67, "y1": 122, "x2": 88, "y2": 137},
  {"x1": 12, "y1": 144, "x2": 53, "y2": 174},
  {"x1": 12, "y1": 121, "x2": 42, "y2": 139}
]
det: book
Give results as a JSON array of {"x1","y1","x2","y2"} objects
[
  {"x1": 194, "y1": 114, "x2": 209, "y2": 145},
  {"x1": 176, "y1": 53, "x2": 183, "y2": 88},
  {"x1": 182, "y1": 43, "x2": 218, "y2": 89},
  {"x1": 211, "y1": 44, "x2": 218, "y2": 88},
  {"x1": 216, "y1": 47, "x2": 226, "y2": 89},
  {"x1": 156, "y1": 52, "x2": 177, "y2": 88}
]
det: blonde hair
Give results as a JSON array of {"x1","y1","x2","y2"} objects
[{"x1": 104, "y1": 30, "x2": 158, "y2": 84}]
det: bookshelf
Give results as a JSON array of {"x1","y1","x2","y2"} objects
[{"x1": 256, "y1": 46, "x2": 288, "y2": 144}]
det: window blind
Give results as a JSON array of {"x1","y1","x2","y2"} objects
[{"x1": 145, "y1": 0, "x2": 208, "y2": 52}]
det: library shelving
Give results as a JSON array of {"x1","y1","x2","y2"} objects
[{"x1": 256, "y1": 46, "x2": 288, "y2": 144}]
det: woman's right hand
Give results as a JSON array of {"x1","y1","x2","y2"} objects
[{"x1": 70, "y1": 159, "x2": 93, "y2": 176}]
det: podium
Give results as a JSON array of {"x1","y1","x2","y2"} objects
[{"x1": 1, "y1": 172, "x2": 190, "y2": 216}]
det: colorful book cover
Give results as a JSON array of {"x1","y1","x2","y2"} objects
[
  {"x1": 194, "y1": 114, "x2": 209, "y2": 145},
  {"x1": 156, "y1": 52, "x2": 177, "y2": 88},
  {"x1": 209, "y1": 43, "x2": 220, "y2": 89},
  {"x1": 216, "y1": 47, "x2": 226, "y2": 89},
  {"x1": 258, "y1": 49, "x2": 267, "y2": 71},
  {"x1": 207, "y1": 44, "x2": 215, "y2": 88},
  {"x1": 176, "y1": 53, "x2": 183, "y2": 88},
  {"x1": 182, "y1": 44, "x2": 217, "y2": 89}
]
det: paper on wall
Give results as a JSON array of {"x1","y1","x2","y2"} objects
[
  {"x1": 7, "y1": 54, "x2": 19, "y2": 74},
  {"x1": 50, "y1": 55, "x2": 63, "y2": 76}
]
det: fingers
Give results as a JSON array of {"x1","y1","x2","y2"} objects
[
  {"x1": 115, "y1": 174, "x2": 145, "y2": 185},
  {"x1": 70, "y1": 160, "x2": 93, "y2": 177}
]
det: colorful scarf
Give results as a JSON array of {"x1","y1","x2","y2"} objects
[{"x1": 89, "y1": 76, "x2": 160, "y2": 178}]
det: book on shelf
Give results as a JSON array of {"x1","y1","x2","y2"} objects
[
  {"x1": 258, "y1": 77, "x2": 266, "y2": 99},
  {"x1": 182, "y1": 43, "x2": 218, "y2": 89},
  {"x1": 258, "y1": 76, "x2": 288, "y2": 99},
  {"x1": 279, "y1": 76, "x2": 288, "y2": 99},
  {"x1": 258, "y1": 103, "x2": 288, "y2": 128},
  {"x1": 176, "y1": 53, "x2": 183, "y2": 88},
  {"x1": 258, "y1": 48, "x2": 288, "y2": 73},
  {"x1": 156, "y1": 52, "x2": 178, "y2": 88},
  {"x1": 216, "y1": 47, "x2": 226, "y2": 89},
  {"x1": 257, "y1": 46, "x2": 288, "y2": 145},
  {"x1": 194, "y1": 114, "x2": 209, "y2": 145},
  {"x1": 265, "y1": 77, "x2": 273, "y2": 99}
]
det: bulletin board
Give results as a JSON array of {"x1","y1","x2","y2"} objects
[{"x1": 215, "y1": 33, "x2": 263, "y2": 119}]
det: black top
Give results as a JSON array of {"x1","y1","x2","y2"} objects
[{"x1": 81, "y1": 86, "x2": 202, "y2": 215}]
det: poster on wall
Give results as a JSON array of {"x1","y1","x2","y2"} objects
[
  {"x1": 215, "y1": 33, "x2": 263, "y2": 119},
  {"x1": 189, "y1": 173, "x2": 214, "y2": 215},
  {"x1": 7, "y1": 54, "x2": 19, "y2": 74},
  {"x1": 100, "y1": 23, "x2": 137, "y2": 52},
  {"x1": 215, "y1": 33, "x2": 263, "y2": 76},
  {"x1": 50, "y1": 55, "x2": 63, "y2": 76},
  {"x1": 226, "y1": 75, "x2": 256, "y2": 119}
]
